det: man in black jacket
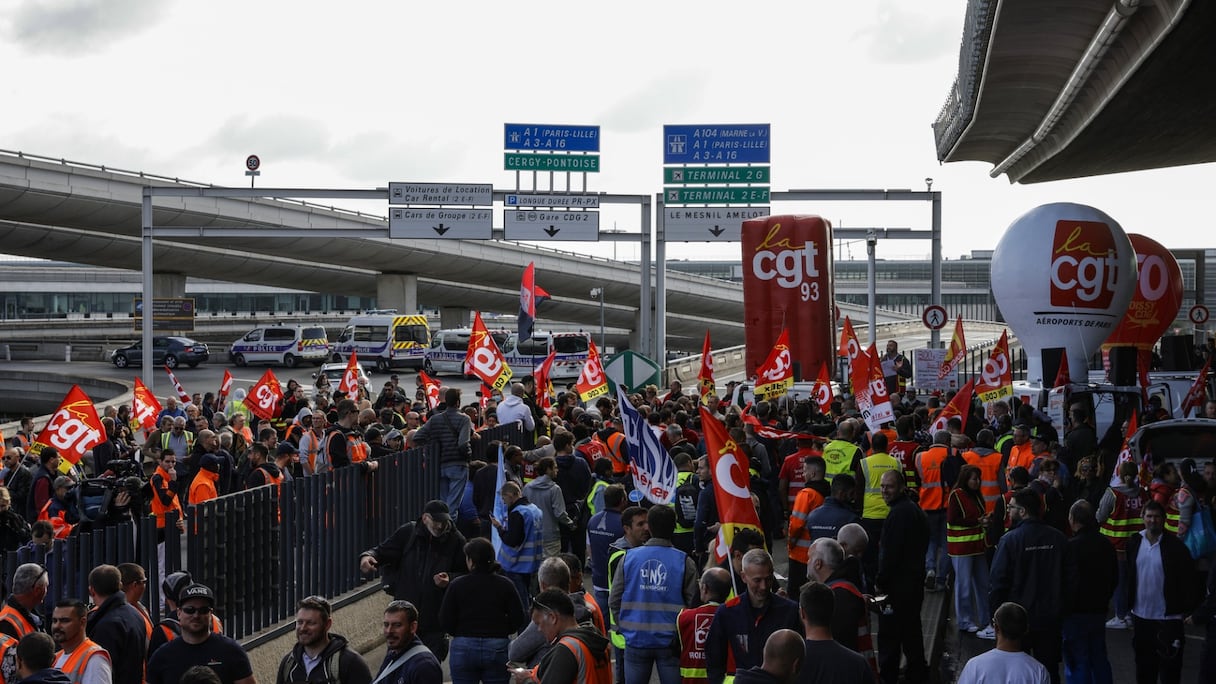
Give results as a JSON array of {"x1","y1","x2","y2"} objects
[
  {"x1": 359, "y1": 500, "x2": 466, "y2": 662},
  {"x1": 275, "y1": 595, "x2": 371, "y2": 684},
  {"x1": 875, "y1": 470, "x2": 929, "y2": 684},
  {"x1": 85, "y1": 564, "x2": 147, "y2": 684},
  {"x1": 989, "y1": 488, "x2": 1075, "y2": 684},
  {"x1": 1062, "y1": 499, "x2": 1117, "y2": 683},
  {"x1": 1125, "y1": 500, "x2": 1195, "y2": 684}
]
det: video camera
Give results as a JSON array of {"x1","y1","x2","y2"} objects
[{"x1": 78, "y1": 458, "x2": 147, "y2": 524}]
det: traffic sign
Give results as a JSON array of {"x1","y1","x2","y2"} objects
[
  {"x1": 664, "y1": 187, "x2": 770, "y2": 205},
  {"x1": 663, "y1": 124, "x2": 771, "y2": 164},
  {"x1": 604, "y1": 350, "x2": 662, "y2": 395},
  {"x1": 1189, "y1": 304, "x2": 1210, "y2": 325},
  {"x1": 664, "y1": 206, "x2": 770, "y2": 242},
  {"x1": 505, "y1": 193, "x2": 600, "y2": 208},
  {"x1": 922, "y1": 305, "x2": 948, "y2": 330},
  {"x1": 389, "y1": 208, "x2": 492, "y2": 239},
  {"x1": 504, "y1": 124, "x2": 600, "y2": 152},
  {"x1": 504, "y1": 153, "x2": 600, "y2": 173},
  {"x1": 504, "y1": 210, "x2": 599, "y2": 241},
  {"x1": 388, "y1": 182, "x2": 493, "y2": 206},
  {"x1": 245, "y1": 155, "x2": 261, "y2": 171},
  {"x1": 664, "y1": 166, "x2": 770, "y2": 184}
]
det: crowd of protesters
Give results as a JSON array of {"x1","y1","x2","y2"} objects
[{"x1": 4, "y1": 341, "x2": 1216, "y2": 684}]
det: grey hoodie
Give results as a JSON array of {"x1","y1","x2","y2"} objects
[{"x1": 523, "y1": 475, "x2": 575, "y2": 548}]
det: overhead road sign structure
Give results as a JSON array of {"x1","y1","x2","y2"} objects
[
  {"x1": 664, "y1": 206, "x2": 770, "y2": 242},
  {"x1": 664, "y1": 187, "x2": 770, "y2": 204},
  {"x1": 663, "y1": 124, "x2": 770, "y2": 164},
  {"x1": 664, "y1": 166, "x2": 770, "y2": 184},
  {"x1": 504, "y1": 124, "x2": 600, "y2": 152},
  {"x1": 505, "y1": 193, "x2": 600, "y2": 208},
  {"x1": 389, "y1": 207, "x2": 492, "y2": 239},
  {"x1": 504, "y1": 153, "x2": 600, "y2": 172},
  {"x1": 388, "y1": 182, "x2": 492, "y2": 206},
  {"x1": 504, "y1": 210, "x2": 599, "y2": 241}
]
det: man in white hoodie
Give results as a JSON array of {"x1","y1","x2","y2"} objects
[{"x1": 496, "y1": 383, "x2": 535, "y2": 433}]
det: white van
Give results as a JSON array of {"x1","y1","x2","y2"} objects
[
  {"x1": 228, "y1": 324, "x2": 329, "y2": 368},
  {"x1": 332, "y1": 313, "x2": 430, "y2": 372},
  {"x1": 423, "y1": 328, "x2": 510, "y2": 376},
  {"x1": 501, "y1": 331, "x2": 591, "y2": 380}
]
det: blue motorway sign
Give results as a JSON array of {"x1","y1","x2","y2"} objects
[
  {"x1": 663, "y1": 124, "x2": 770, "y2": 164},
  {"x1": 504, "y1": 124, "x2": 600, "y2": 152}
]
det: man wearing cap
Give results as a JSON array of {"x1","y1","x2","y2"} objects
[
  {"x1": 147, "y1": 583, "x2": 252, "y2": 684},
  {"x1": 85, "y1": 565, "x2": 146, "y2": 684},
  {"x1": 276, "y1": 595, "x2": 371, "y2": 684},
  {"x1": 148, "y1": 572, "x2": 224, "y2": 661},
  {"x1": 359, "y1": 500, "x2": 467, "y2": 661}
]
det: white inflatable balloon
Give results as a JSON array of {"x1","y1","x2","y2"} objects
[{"x1": 991, "y1": 203, "x2": 1137, "y2": 385}]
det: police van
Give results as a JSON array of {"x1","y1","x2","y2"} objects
[
  {"x1": 229, "y1": 324, "x2": 329, "y2": 368},
  {"x1": 423, "y1": 328, "x2": 509, "y2": 376},
  {"x1": 501, "y1": 331, "x2": 591, "y2": 380},
  {"x1": 332, "y1": 312, "x2": 430, "y2": 372}
]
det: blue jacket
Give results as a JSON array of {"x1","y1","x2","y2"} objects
[
  {"x1": 704, "y1": 594, "x2": 802, "y2": 684},
  {"x1": 376, "y1": 637, "x2": 442, "y2": 684},
  {"x1": 85, "y1": 593, "x2": 148, "y2": 684},
  {"x1": 805, "y1": 497, "x2": 861, "y2": 543},
  {"x1": 587, "y1": 509, "x2": 623, "y2": 591}
]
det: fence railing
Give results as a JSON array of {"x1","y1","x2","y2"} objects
[{"x1": 2, "y1": 422, "x2": 528, "y2": 641}]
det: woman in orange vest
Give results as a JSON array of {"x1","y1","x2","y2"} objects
[
  {"x1": 149, "y1": 453, "x2": 185, "y2": 537},
  {"x1": 947, "y1": 465, "x2": 991, "y2": 636}
]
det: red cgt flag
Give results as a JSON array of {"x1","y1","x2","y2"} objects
[
  {"x1": 216, "y1": 370, "x2": 234, "y2": 410},
  {"x1": 1182, "y1": 356, "x2": 1211, "y2": 418},
  {"x1": 697, "y1": 330, "x2": 715, "y2": 404},
  {"x1": 939, "y1": 315, "x2": 966, "y2": 380},
  {"x1": 29, "y1": 385, "x2": 104, "y2": 473},
  {"x1": 132, "y1": 378, "x2": 163, "y2": 433},
  {"x1": 930, "y1": 379, "x2": 975, "y2": 434},
  {"x1": 534, "y1": 350, "x2": 557, "y2": 414},
  {"x1": 699, "y1": 406, "x2": 764, "y2": 564},
  {"x1": 418, "y1": 370, "x2": 441, "y2": 411},
  {"x1": 466, "y1": 312, "x2": 513, "y2": 392},
  {"x1": 754, "y1": 328, "x2": 793, "y2": 401},
  {"x1": 812, "y1": 361, "x2": 834, "y2": 416},
  {"x1": 575, "y1": 339, "x2": 609, "y2": 402},
  {"x1": 164, "y1": 365, "x2": 192, "y2": 405},
  {"x1": 247, "y1": 369, "x2": 283, "y2": 422},
  {"x1": 338, "y1": 351, "x2": 361, "y2": 399}
]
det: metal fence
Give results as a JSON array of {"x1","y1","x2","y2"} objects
[{"x1": 2, "y1": 421, "x2": 528, "y2": 641}]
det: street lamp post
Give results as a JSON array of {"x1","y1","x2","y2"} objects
[{"x1": 590, "y1": 287, "x2": 606, "y2": 352}]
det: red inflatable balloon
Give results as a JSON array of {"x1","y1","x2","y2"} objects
[
  {"x1": 741, "y1": 215, "x2": 834, "y2": 381},
  {"x1": 1104, "y1": 233, "x2": 1184, "y2": 349}
]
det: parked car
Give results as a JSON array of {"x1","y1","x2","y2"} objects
[
  {"x1": 313, "y1": 361, "x2": 371, "y2": 389},
  {"x1": 111, "y1": 336, "x2": 209, "y2": 369}
]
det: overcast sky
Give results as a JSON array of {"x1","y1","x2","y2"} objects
[{"x1": 3, "y1": 0, "x2": 1210, "y2": 264}]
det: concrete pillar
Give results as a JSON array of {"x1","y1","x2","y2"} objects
[
  {"x1": 629, "y1": 309, "x2": 645, "y2": 352},
  {"x1": 440, "y1": 307, "x2": 470, "y2": 329},
  {"x1": 153, "y1": 273, "x2": 187, "y2": 298},
  {"x1": 376, "y1": 273, "x2": 419, "y2": 312}
]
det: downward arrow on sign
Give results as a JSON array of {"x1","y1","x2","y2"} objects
[
  {"x1": 544, "y1": 225, "x2": 561, "y2": 237},
  {"x1": 433, "y1": 223, "x2": 449, "y2": 236},
  {"x1": 708, "y1": 225, "x2": 725, "y2": 237}
]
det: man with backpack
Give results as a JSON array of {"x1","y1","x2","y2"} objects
[{"x1": 276, "y1": 596, "x2": 371, "y2": 684}]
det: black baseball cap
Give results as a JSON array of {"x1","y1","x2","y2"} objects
[
  {"x1": 179, "y1": 583, "x2": 215, "y2": 606},
  {"x1": 423, "y1": 500, "x2": 451, "y2": 523}
]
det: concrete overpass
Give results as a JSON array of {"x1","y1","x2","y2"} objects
[
  {"x1": 934, "y1": 0, "x2": 1216, "y2": 183},
  {"x1": 0, "y1": 151, "x2": 760, "y2": 352}
]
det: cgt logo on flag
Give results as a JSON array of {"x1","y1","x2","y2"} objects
[{"x1": 29, "y1": 386, "x2": 104, "y2": 471}]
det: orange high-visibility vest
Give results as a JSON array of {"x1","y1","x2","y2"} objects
[
  {"x1": 916, "y1": 446, "x2": 950, "y2": 511},
  {"x1": 56, "y1": 638, "x2": 110, "y2": 684}
]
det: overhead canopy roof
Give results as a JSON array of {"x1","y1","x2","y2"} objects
[{"x1": 933, "y1": 0, "x2": 1216, "y2": 184}]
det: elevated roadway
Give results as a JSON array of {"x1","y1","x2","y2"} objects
[{"x1": 0, "y1": 151, "x2": 918, "y2": 350}]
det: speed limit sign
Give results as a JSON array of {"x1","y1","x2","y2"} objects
[{"x1": 245, "y1": 155, "x2": 261, "y2": 172}]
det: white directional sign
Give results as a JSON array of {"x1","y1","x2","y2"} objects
[
  {"x1": 388, "y1": 182, "x2": 493, "y2": 206},
  {"x1": 389, "y1": 208, "x2": 492, "y2": 239},
  {"x1": 504, "y1": 210, "x2": 599, "y2": 241},
  {"x1": 663, "y1": 206, "x2": 770, "y2": 242},
  {"x1": 505, "y1": 193, "x2": 601, "y2": 208}
]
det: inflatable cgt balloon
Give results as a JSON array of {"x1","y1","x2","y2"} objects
[{"x1": 991, "y1": 203, "x2": 1137, "y2": 385}]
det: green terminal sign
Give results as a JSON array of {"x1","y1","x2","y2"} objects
[
  {"x1": 664, "y1": 186, "x2": 771, "y2": 205},
  {"x1": 664, "y1": 166, "x2": 770, "y2": 184},
  {"x1": 505, "y1": 153, "x2": 600, "y2": 173}
]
